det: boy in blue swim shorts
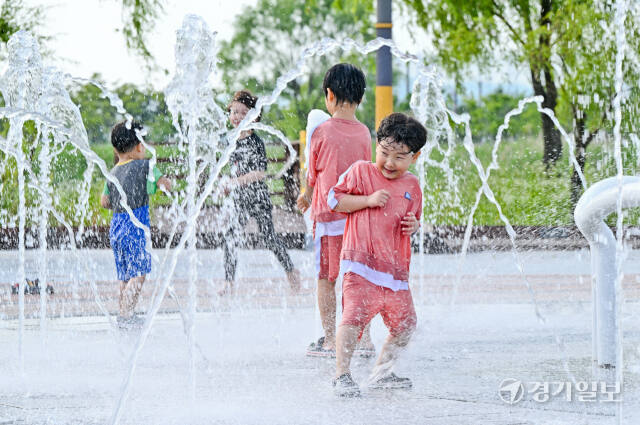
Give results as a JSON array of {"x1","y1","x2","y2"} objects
[{"x1": 100, "y1": 120, "x2": 171, "y2": 329}]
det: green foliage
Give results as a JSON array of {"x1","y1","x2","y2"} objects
[
  {"x1": 50, "y1": 144, "x2": 88, "y2": 184},
  {"x1": 117, "y1": 0, "x2": 165, "y2": 70},
  {"x1": 401, "y1": 0, "x2": 640, "y2": 135},
  {"x1": 401, "y1": 0, "x2": 640, "y2": 198},
  {"x1": 5, "y1": 134, "x2": 640, "y2": 227},
  {"x1": 70, "y1": 79, "x2": 114, "y2": 145},
  {"x1": 0, "y1": 0, "x2": 50, "y2": 59},
  {"x1": 115, "y1": 83, "x2": 175, "y2": 142},
  {"x1": 449, "y1": 139, "x2": 575, "y2": 226},
  {"x1": 417, "y1": 135, "x2": 638, "y2": 226},
  {"x1": 458, "y1": 89, "x2": 540, "y2": 142},
  {"x1": 0, "y1": 74, "x2": 177, "y2": 227},
  {"x1": 218, "y1": 0, "x2": 376, "y2": 139},
  {"x1": 69, "y1": 74, "x2": 176, "y2": 145},
  {"x1": 122, "y1": 0, "x2": 164, "y2": 69},
  {"x1": 551, "y1": 2, "x2": 640, "y2": 138}
]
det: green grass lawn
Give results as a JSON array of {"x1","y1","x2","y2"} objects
[
  {"x1": 421, "y1": 138, "x2": 574, "y2": 225},
  {"x1": 1, "y1": 135, "x2": 638, "y2": 228},
  {"x1": 419, "y1": 135, "x2": 640, "y2": 226}
]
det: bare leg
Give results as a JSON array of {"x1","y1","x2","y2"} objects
[
  {"x1": 128, "y1": 276, "x2": 145, "y2": 312},
  {"x1": 218, "y1": 280, "x2": 234, "y2": 296},
  {"x1": 370, "y1": 330, "x2": 413, "y2": 381},
  {"x1": 318, "y1": 278, "x2": 336, "y2": 349},
  {"x1": 357, "y1": 323, "x2": 375, "y2": 350},
  {"x1": 335, "y1": 324, "x2": 362, "y2": 377},
  {"x1": 286, "y1": 269, "x2": 301, "y2": 293},
  {"x1": 118, "y1": 280, "x2": 127, "y2": 317},
  {"x1": 221, "y1": 215, "x2": 239, "y2": 294},
  {"x1": 119, "y1": 275, "x2": 146, "y2": 318}
]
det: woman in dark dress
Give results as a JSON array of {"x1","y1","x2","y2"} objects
[{"x1": 220, "y1": 90, "x2": 301, "y2": 295}]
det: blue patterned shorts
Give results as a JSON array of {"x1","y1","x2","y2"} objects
[{"x1": 110, "y1": 206, "x2": 152, "y2": 282}]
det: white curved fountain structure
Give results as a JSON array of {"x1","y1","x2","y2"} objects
[{"x1": 575, "y1": 176, "x2": 640, "y2": 369}]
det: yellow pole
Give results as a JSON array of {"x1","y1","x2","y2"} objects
[
  {"x1": 375, "y1": 0, "x2": 393, "y2": 130},
  {"x1": 299, "y1": 129, "x2": 307, "y2": 193},
  {"x1": 375, "y1": 86, "x2": 393, "y2": 130}
]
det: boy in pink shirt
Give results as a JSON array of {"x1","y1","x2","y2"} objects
[
  {"x1": 328, "y1": 113, "x2": 426, "y2": 397},
  {"x1": 297, "y1": 63, "x2": 374, "y2": 357}
]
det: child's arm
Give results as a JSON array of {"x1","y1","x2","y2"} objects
[
  {"x1": 221, "y1": 171, "x2": 265, "y2": 195},
  {"x1": 100, "y1": 194, "x2": 111, "y2": 209},
  {"x1": 148, "y1": 164, "x2": 171, "y2": 194},
  {"x1": 333, "y1": 189, "x2": 389, "y2": 213},
  {"x1": 296, "y1": 185, "x2": 313, "y2": 213},
  {"x1": 157, "y1": 176, "x2": 172, "y2": 192},
  {"x1": 298, "y1": 123, "x2": 322, "y2": 213},
  {"x1": 328, "y1": 161, "x2": 377, "y2": 213},
  {"x1": 100, "y1": 182, "x2": 111, "y2": 209},
  {"x1": 234, "y1": 170, "x2": 266, "y2": 187}
]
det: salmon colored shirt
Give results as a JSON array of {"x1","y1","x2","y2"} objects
[
  {"x1": 328, "y1": 160, "x2": 422, "y2": 290},
  {"x1": 307, "y1": 118, "x2": 371, "y2": 223}
]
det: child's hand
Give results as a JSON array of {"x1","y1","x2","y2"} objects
[
  {"x1": 297, "y1": 193, "x2": 311, "y2": 213},
  {"x1": 367, "y1": 189, "x2": 390, "y2": 208},
  {"x1": 401, "y1": 212, "x2": 419, "y2": 235},
  {"x1": 100, "y1": 194, "x2": 111, "y2": 209},
  {"x1": 217, "y1": 177, "x2": 234, "y2": 196},
  {"x1": 157, "y1": 176, "x2": 172, "y2": 192}
]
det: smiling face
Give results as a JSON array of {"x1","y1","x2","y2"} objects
[
  {"x1": 375, "y1": 138, "x2": 420, "y2": 179},
  {"x1": 229, "y1": 100, "x2": 250, "y2": 128}
]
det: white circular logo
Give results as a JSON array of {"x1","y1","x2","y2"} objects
[{"x1": 498, "y1": 378, "x2": 524, "y2": 404}]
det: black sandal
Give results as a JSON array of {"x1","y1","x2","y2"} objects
[{"x1": 306, "y1": 336, "x2": 336, "y2": 357}]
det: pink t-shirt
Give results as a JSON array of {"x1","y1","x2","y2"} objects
[
  {"x1": 307, "y1": 118, "x2": 371, "y2": 223},
  {"x1": 328, "y1": 160, "x2": 422, "y2": 290}
]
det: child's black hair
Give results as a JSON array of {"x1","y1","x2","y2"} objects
[
  {"x1": 111, "y1": 120, "x2": 143, "y2": 153},
  {"x1": 322, "y1": 63, "x2": 366, "y2": 105},
  {"x1": 376, "y1": 113, "x2": 427, "y2": 153}
]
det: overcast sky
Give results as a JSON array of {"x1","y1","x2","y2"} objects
[
  {"x1": 22, "y1": 0, "x2": 530, "y2": 96},
  {"x1": 28, "y1": 0, "x2": 256, "y2": 88}
]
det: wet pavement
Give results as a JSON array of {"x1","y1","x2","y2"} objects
[{"x1": 1, "y1": 249, "x2": 640, "y2": 424}]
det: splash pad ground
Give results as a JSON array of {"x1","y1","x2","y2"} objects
[{"x1": 2, "y1": 248, "x2": 640, "y2": 424}]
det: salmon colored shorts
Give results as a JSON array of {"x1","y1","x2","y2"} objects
[
  {"x1": 317, "y1": 235, "x2": 343, "y2": 282},
  {"x1": 340, "y1": 272, "x2": 417, "y2": 337}
]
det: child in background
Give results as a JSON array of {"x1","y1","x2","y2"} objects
[
  {"x1": 297, "y1": 63, "x2": 374, "y2": 357},
  {"x1": 328, "y1": 113, "x2": 426, "y2": 396},
  {"x1": 100, "y1": 121, "x2": 171, "y2": 330},
  {"x1": 220, "y1": 90, "x2": 301, "y2": 295}
]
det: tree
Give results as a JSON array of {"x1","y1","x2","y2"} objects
[
  {"x1": 69, "y1": 75, "x2": 176, "y2": 145},
  {"x1": 555, "y1": 2, "x2": 640, "y2": 202},
  {"x1": 0, "y1": 0, "x2": 49, "y2": 59},
  {"x1": 217, "y1": 0, "x2": 376, "y2": 140},
  {"x1": 400, "y1": 0, "x2": 567, "y2": 166},
  {"x1": 460, "y1": 89, "x2": 539, "y2": 142},
  {"x1": 402, "y1": 0, "x2": 640, "y2": 201},
  {"x1": 114, "y1": 83, "x2": 175, "y2": 142},
  {"x1": 118, "y1": 0, "x2": 165, "y2": 69}
]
